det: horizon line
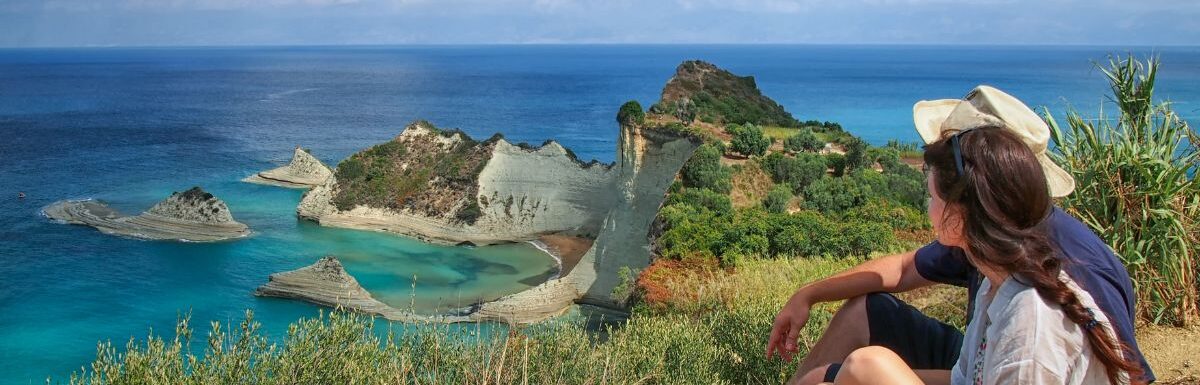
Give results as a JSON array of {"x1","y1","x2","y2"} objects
[{"x1": 2, "y1": 42, "x2": 1198, "y2": 50}]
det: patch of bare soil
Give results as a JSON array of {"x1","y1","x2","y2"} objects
[
  {"x1": 1138, "y1": 324, "x2": 1200, "y2": 384},
  {"x1": 538, "y1": 234, "x2": 593, "y2": 276}
]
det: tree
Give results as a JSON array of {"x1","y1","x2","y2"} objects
[
  {"x1": 761, "y1": 152, "x2": 827, "y2": 193},
  {"x1": 728, "y1": 124, "x2": 771, "y2": 158},
  {"x1": 617, "y1": 100, "x2": 645, "y2": 126},
  {"x1": 784, "y1": 128, "x2": 824, "y2": 153},
  {"x1": 843, "y1": 137, "x2": 869, "y2": 171},
  {"x1": 681, "y1": 143, "x2": 732, "y2": 193}
]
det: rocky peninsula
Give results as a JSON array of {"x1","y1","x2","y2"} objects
[
  {"x1": 243, "y1": 147, "x2": 333, "y2": 188},
  {"x1": 268, "y1": 60, "x2": 783, "y2": 323},
  {"x1": 44, "y1": 187, "x2": 250, "y2": 242},
  {"x1": 255, "y1": 256, "x2": 469, "y2": 323}
]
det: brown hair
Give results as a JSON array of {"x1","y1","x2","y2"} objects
[{"x1": 923, "y1": 126, "x2": 1143, "y2": 384}]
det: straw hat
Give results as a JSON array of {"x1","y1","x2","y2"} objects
[{"x1": 913, "y1": 85, "x2": 1075, "y2": 197}]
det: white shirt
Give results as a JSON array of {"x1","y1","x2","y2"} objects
[{"x1": 951, "y1": 272, "x2": 1129, "y2": 385}]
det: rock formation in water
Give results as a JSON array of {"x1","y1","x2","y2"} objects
[
  {"x1": 282, "y1": 60, "x2": 784, "y2": 323},
  {"x1": 44, "y1": 187, "x2": 250, "y2": 242},
  {"x1": 243, "y1": 147, "x2": 333, "y2": 188},
  {"x1": 254, "y1": 256, "x2": 468, "y2": 323}
]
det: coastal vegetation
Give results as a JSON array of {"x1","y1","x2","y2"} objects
[
  {"x1": 650, "y1": 60, "x2": 800, "y2": 128},
  {"x1": 329, "y1": 121, "x2": 496, "y2": 224},
  {"x1": 1047, "y1": 55, "x2": 1200, "y2": 326},
  {"x1": 652, "y1": 61, "x2": 929, "y2": 270}
]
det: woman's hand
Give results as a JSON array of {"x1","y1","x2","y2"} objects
[{"x1": 766, "y1": 290, "x2": 813, "y2": 362}]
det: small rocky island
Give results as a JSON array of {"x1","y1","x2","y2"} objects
[
  {"x1": 255, "y1": 256, "x2": 469, "y2": 323},
  {"x1": 262, "y1": 60, "x2": 792, "y2": 324},
  {"x1": 243, "y1": 147, "x2": 333, "y2": 188},
  {"x1": 44, "y1": 187, "x2": 250, "y2": 242}
]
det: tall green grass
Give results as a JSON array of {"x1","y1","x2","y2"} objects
[{"x1": 1046, "y1": 55, "x2": 1200, "y2": 326}]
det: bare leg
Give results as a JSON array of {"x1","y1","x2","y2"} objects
[
  {"x1": 787, "y1": 295, "x2": 872, "y2": 385},
  {"x1": 834, "y1": 346, "x2": 924, "y2": 385}
]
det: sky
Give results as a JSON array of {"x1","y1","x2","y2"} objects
[{"x1": 1, "y1": 0, "x2": 1198, "y2": 47}]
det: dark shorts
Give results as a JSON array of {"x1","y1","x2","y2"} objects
[{"x1": 824, "y1": 292, "x2": 964, "y2": 382}]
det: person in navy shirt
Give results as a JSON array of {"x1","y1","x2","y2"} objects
[{"x1": 765, "y1": 86, "x2": 1154, "y2": 384}]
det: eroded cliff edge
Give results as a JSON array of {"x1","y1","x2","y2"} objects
[
  {"x1": 297, "y1": 120, "x2": 618, "y2": 245},
  {"x1": 282, "y1": 60, "x2": 783, "y2": 322}
]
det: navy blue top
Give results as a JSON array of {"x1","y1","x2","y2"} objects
[{"x1": 915, "y1": 207, "x2": 1154, "y2": 382}]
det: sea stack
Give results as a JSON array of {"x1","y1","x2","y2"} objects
[
  {"x1": 254, "y1": 256, "x2": 467, "y2": 323},
  {"x1": 43, "y1": 187, "x2": 250, "y2": 242},
  {"x1": 243, "y1": 147, "x2": 333, "y2": 188}
]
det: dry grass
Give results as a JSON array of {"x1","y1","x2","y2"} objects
[{"x1": 729, "y1": 161, "x2": 775, "y2": 208}]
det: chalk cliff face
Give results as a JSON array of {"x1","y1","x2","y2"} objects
[
  {"x1": 282, "y1": 61, "x2": 798, "y2": 320},
  {"x1": 243, "y1": 147, "x2": 333, "y2": 189},
  {"x1": 44, "y1": 187, "x2": 250, "y2": 242},
  {"x1": 297, "y1": 121, "x2": 617, "y2": 245}
]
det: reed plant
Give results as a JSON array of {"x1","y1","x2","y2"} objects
[{"x1": 1046, "y1": 55, "x2": 1200, "y2": 326}]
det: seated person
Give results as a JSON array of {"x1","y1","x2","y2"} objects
[{"x1": 765, "y1": 86, "x2": 1153, "y2": 385}]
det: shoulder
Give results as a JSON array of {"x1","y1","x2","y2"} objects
[{"x1": 1046, "y1": 208, "x2": 1122, "y2": 271}]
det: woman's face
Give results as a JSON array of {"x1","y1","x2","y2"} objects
[{"x1": 927, "y1": 167, "x2": 965, "y2": 248}]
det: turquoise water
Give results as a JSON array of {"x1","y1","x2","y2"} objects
[{"x1": 2, "y1": 45, "x2": 1200, "y2": 383}]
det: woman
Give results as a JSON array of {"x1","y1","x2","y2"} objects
[{"x1": 828, "y1": 126, "x2": 1143, "y2": 385}]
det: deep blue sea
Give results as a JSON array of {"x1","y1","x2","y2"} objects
[{"x1": 1, "y1": 45, "x2": 1199, "y2": 383}]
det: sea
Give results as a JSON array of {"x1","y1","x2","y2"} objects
[{"x1": 1, "y1": 45, "x2": 1198, "y2": 383}]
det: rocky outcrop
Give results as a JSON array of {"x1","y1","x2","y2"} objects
[
  {"x1": 297, "y1": 121, "x2": 615, "y2": 245},
  {"x1": 44, "y1": 187, "x2": 250, "y2": 242},
  {"x1": 288, "y1": 61, "x2": 806, "y2": 323},
  {"x1": 651, "y1": 60, "x2": 801, "y2": 128},
  {"x1": 254, "y1": 256, "x2": 468, "y2": 323},
  {"x1": 243, "y1": 147, "x2": 333, "y2": 188}
]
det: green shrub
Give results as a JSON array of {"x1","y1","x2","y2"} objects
[
  {"x1": 825, "y1": 153, "x2": 846, "y2": 177},
  {"x1": 784, "y1": 128, "x2": 824, "y2": 153},
  {"x1": 681, "y1": 143, "x2": 733, "y2": 193},
  {"x1": 666, "y1": 188, "x2": 733, "y2": 217},
  {"x1": 846, "y1": 199, "x2": 930, "y2": 231},
  {"x1": 842, "y1": 136, "x2": 869, "y2": 172},
  {"x1": 727, "y1": 124, "x2": 771, "y2": 158},
  {"x1": 617, "y1": 100, "x2": 645, "y2": 126},
  {"x1": 1046, "y1": 55, "x2": 1200, "y2": 326},
  {"x1": 802, "y1": 175, "x2": 873, "y2": 214},
  {"x1": 763, "y1": 185, "x2": 793, "y2": 214},
  {"x1": 761, "y1": 152, "x2": 827, "y2": 193}
]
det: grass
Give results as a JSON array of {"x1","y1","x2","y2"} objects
[
  {"x1": 1046, "y1": 55, "x2": 1200, "y2": 326},
  {"x1": 761, "y1": 125, "x2": 800, "y2": 141}
]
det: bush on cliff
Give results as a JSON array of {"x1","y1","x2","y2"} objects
[
  {"x1": 728, "y1": 124, "x2": 771, "y2": 158},
  {"x1": 681, "y1": 143, "x2": 733, "y2": 194},
  {"x1": 760, "y1": 152, "x2": 826, "y2": 193},
  {"x1": 802, "y1": 175, "x2": 872, "y2": 214},
  {"x1": 763, "y1": 185, "x2": 793, "y2": 214},
  {"x1": 784, "y1": 128, "x2": 824, "y2": 153},
  {"x1": 617, "y1": 100, "x2": 646, "y2": 126}
]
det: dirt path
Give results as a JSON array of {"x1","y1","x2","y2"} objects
[{"x1": 1137, "y1": 325, "x2": 1200, "y2": 384}]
